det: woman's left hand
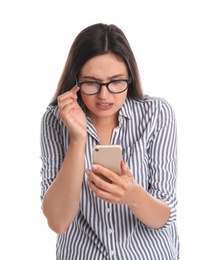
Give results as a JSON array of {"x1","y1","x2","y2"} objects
[{"x1": 86, "y1": 161, "x2": 139, "y2": 206}]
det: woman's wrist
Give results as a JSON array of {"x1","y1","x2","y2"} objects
[{"x1": 127, "y1": 184, "x2": 144, "y2": 209}]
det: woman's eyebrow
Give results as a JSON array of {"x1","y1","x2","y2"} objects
[{"x1": 80, "y1": 74, "x2": 127, "y2": 81}]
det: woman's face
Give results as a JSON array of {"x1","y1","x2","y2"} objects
[{"x1": 78, "y1": 52, "x2": 129, "y2": 122}]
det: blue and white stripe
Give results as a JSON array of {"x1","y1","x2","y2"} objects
[{"x1": 40, "y1": 96, "x2": 180, "y2": 259}]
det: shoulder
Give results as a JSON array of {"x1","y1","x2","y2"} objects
[
  {"x1": 137, "y1": 95, "x2": 173, "y2": 108},
  {"x1": 129, "y1": 96, "x2": 176, "y2": 128},
  {"x1": 40, "y1": 105, "x2": 60, "y2": 128},
  {"x1": 131, "y1": 95, "x2": 175, "y2": 115},
  {"x1": 41, "y1": 105, "x2": 58, "y2": 120}
]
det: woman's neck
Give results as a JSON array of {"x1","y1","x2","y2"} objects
[
  {"x1": 88, "y1": 111, "x2": 118, "y2": 128},
  {"x1": 88, "y1": 112, "x2": 119, "y2": 145}
]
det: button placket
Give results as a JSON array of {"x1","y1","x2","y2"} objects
[
  {"x1": 110, "y1": 250, "x2": 115, "y2": 258},
  {"x1": 105, "y1": 204, "x2": 117, "y2": 259},
  {"x1": 111, "y1": 127, "x2": 120, "y2": 145},
  {"x1": 111, "y1": 115, "x2": 123, "y2": 145}
]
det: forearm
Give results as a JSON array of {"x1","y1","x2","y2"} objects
[
  {"x1": 42, "y1": 138, "x2": 86, "y2": 234},
  {"x1": 128, "y1": 185, "x2": 170, "y2": 229}
]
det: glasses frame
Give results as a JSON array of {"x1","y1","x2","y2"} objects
[{"x1": 75, "y1": 77, "x2": 132, "y2": 95}]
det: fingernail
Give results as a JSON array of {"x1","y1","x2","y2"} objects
[
  {"x1": 123, "y1": 160, "x2": 128, "y2": 170},
  {"x1": 91, "y1": 165, "x2": 97, "y2": 171},
  {"x1": 85, "y1": 169, "x2": 90, "y2": 175}
]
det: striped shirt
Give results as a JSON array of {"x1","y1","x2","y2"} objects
[{"x1": 40, "y1": 96, "x2": 180, "y2": 259}]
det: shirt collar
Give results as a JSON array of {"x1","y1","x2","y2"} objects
[{"x1": 118, "y1": 98, "x2": 133, "y2": 120}]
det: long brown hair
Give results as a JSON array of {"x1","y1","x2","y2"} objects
[{"x1": 49, "y1": 23, "x2": 143, "y2": 106}]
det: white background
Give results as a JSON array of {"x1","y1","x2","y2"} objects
[{"x1": 0, "y1": 0, "x2": 212, "y2": 259}]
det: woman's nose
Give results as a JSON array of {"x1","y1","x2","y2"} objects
[{"x1": 97, "y1": 85, "x2": 110, "y2": 99}]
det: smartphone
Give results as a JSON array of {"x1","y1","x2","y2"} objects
[{"x1": 92, "y1": 145, "x2": 122, "y2": 175}]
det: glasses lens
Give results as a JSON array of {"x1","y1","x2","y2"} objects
[
  {"x1": 108, "y1": 80, "x2": 128, "y2": 93},
  {"x1": 80, "y1": 82, "x2": 100, "y2": 95}
]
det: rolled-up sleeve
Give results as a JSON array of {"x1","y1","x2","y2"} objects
[
  {"x1": 148, "y1": 100, "x2": 178, "y2": 228},
  {"x1": 40, "y1": 106, "x2": 64, "y2": 202}
]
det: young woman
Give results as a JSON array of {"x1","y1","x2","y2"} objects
[{"x1": 40, "y1": 23, "x2": 180, "y2": 259}]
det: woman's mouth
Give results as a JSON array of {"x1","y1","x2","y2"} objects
[{"x1": 96, "y1": 102, "x2": 113, "y2": 110}]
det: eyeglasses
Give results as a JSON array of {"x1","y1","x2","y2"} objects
[{"x1": 76, "y1": 77, "x2": 131, "y2": 95}]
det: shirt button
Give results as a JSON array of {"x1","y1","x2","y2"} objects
[
  {"x1": 108, "y1": 229, "x2": 113, "y2": 234},
  {"x1": 106, "y1": 208, "x2": 111, "y2": 213},
  {"x1": 110, "y1": 250, "x2": 115, "y2": 256}
]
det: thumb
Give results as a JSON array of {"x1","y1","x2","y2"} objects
[{"x1": 121, "y1": 160, "x2": 130, "y2": 176}]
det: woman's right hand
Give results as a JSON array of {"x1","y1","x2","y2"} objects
[{"x1": 57, "y1": 85, "x2": 87, "y2": 140}]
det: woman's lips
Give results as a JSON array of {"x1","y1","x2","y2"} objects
[{"x1": 96, "y1": 102, "x2": 113, "y2": 110}]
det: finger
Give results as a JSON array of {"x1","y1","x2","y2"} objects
[
  {"x1": 88, "y1": 177, "x2": 122, "y2": 204},
  {"x1": 88, "y1": 178, "x2": 104, "y2": 192},
  {"x1": 58, "y1": 97, "x2": 77, "y2": 112},
  {"x1": 58, "y1": 87, "x2": 79, "y2": 111},
  {"x1": 87, "y1": 168, "x2": 110, "y2": 189},
  {"x1": 121, "y1": 160, "x2": 128, "y2": 174},
  {"x1": 60, "y1": 103, "x2": 77, "y2": 117},
  {"x1": 57, "y1": 85, "x2": 80, "y2": 103},
  {"x1": 87, "y1": 169, "x2": 126, "y2": 203},
  {"x1": 91, "y1": 164, "x2": 121, "y2": 184},
  {"x1": 87, "y1": 168, "x2": 106, "y2": 185},
  {"x1": 57, "y1": 92, "x2": 76, "y2": 104},
  {"x1": 71, "y1": 85, "x2": 80, "y2": 95},
  {"x1": 88, "y1": 179, "x2": 110, "y2": 199}
]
